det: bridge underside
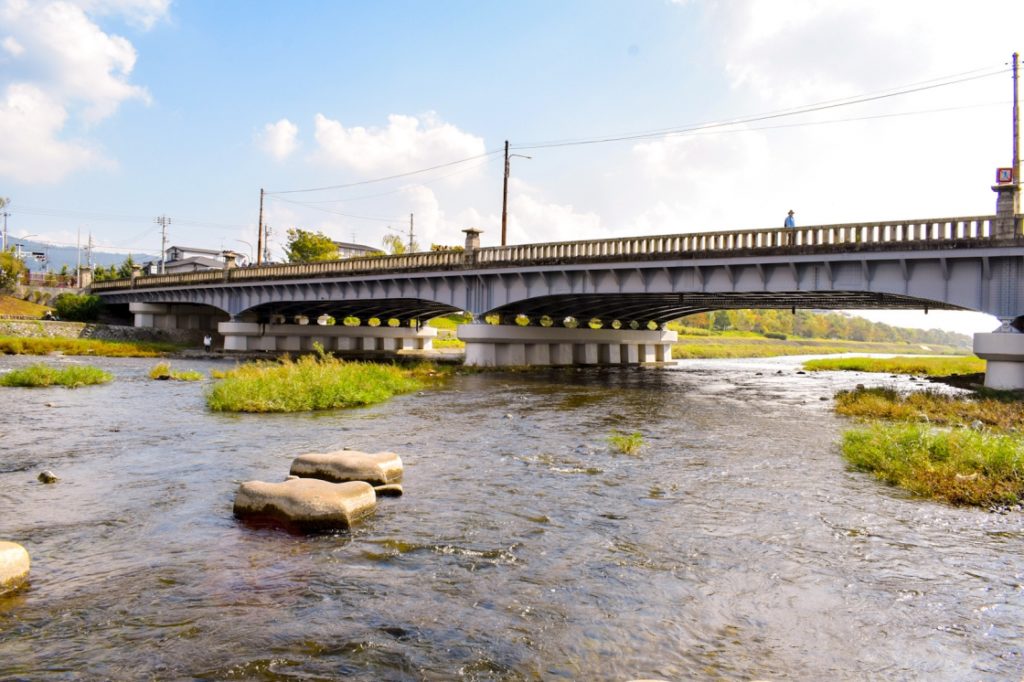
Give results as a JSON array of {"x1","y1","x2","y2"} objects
[
  {"x1": 487, "y1": 291, "x2": 965, "y2": 326},
  {"x1": 243, "y1": 298, "x2": 459, "y2": 323}
]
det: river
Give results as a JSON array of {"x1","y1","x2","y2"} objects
[{"x1": 0, "y1": 354, "x2": 1021, "y2": 681}]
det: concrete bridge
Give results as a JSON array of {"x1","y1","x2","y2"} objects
[{"x1": 91, "y1": 206, "x2": 1024, "y2": 387}]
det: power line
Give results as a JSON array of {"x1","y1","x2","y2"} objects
[
  {"x1": 292, "y1": 156, "x2": 500, "y2": 205},
  {"x1": 260, "y1": 64, "x2": 1006, "y2": 198},
  {"x1": 269, "y1": 196, "x2": 410, "y2": 223},
  {"x1": 265, "y1": 149, "x2": 503, "y2": 195},
  {"x1": 511, "y1": 67, "x2": 1009, "y2": 151}
]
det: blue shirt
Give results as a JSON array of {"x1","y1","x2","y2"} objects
[{"x1": 784, "y1": 215, "x2": 795, "y2": 228}]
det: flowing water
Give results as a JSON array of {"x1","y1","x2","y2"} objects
[{"x1": 0, "y1": 355, "x2": 1021, "y2": 681}]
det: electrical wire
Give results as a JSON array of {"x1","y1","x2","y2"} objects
[
  {"x1": 266, "y1": 149, "x2": 503, "y2": 195},
  {"x1": 512, "y1": 68, "x2": 1008, "y2": 151}
]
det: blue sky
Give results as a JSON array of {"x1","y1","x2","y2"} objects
[{"x1": 2, "y1": 0, "x2": 1023, "y2": 334}]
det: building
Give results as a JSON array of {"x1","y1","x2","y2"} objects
[
  {"x1": 145, "y1": 246, "x2": 247, "y2": 274},
  {"x1": 333, "y1": 241, "x2": 378, "y2": 258}
]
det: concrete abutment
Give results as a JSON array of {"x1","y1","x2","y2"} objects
[
  {"x1": 974, "y1": 329, "x2": 1024, "y2": 390},
  {"x1": 217, "y1": 321, "x2": 437, "y2": 353},
  {"x1": 458, "y1": 324, "x2": 677, "y2": 367}
]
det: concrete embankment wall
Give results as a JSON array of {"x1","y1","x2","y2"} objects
[{"x1": 0, "y1": 320, "x2": 199, "y2": 345}]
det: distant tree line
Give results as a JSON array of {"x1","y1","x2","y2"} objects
[{"x1": 680, "y1": 309, "x2": 971, "y2": 349}]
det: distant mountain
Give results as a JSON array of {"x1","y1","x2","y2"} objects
[{"x1": 9, "y1": 239, "x2": 157, "y2": 273}]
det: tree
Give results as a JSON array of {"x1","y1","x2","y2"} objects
[
  {"x1": 711, "y1": 310, "x2": 731, "y2": 331},
  {"x1": 285, "y1": 228, "x2": 339, "y2": 262},
  {"x1": 115, "y1": 254, "x2": 136, "y2": 279},
  {"x1": 53, "y1": 293, "x2": 103, "y2": 321},
  {"x1": 0, "y1": 247, "x2": 26, "y2": 293},
  {"x1": 382, "y1": 233, "x2": 420, "y2": 255}
]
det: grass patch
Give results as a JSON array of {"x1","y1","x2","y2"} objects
[
  {"x1": 673, "y1": 336, "x2": 965, "y2": 360},
  {"x1": 432, "y1": 337, "x2": 465, "y2": 349},
  {"x1": 0, "y1": 295, "x2": 51, "y2": 317},
  {"x1": 0, "y1": 336, "x2": 181, "y2": 357},
  {"x1": 842, "y1": 422, "x2": 1024, "y2": 506},
  {"x1": 0, "y1": 363, "x2": 112, "y2": 388},
  {"x1": 608, "y1": 430, "x2": 644, "y2": 455},
  {"x1": 804, "y1": 355, "x2": 984, "y2": 376},
  {"x1": 206, "y1": 354, "x2": 424, "y2": 413},
  {"x1": 835, "y1": 387, "x2": 1024, "y2": 431},
  {"x1": 149, "y1": 362, "x2": 204, "y2": 381}
]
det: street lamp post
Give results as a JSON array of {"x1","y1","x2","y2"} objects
[{"x1": 235, "y1": 240, "x2": 254, "y2": 265}]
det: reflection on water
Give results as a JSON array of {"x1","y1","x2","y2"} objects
[{"x1": 1, "y1": 354, "x2": 1022, "y2": 680}]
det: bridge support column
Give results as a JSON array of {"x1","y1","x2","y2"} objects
[
  {"x1": 217, "y1": 321, "x2": 437, "y2": 355},
  {"x1": 974, "y1": 325, "x2": 1024, "y2": 390},
  {"x1": 129, "y1": 302, "x2": 226, "y2": 332},
  {"x1": 458, "y1": 324, "x2": 677, "y2": 367}
]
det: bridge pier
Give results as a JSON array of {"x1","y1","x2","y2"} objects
[
  {"x1": 458, "y1": 325, "x2": 677, "y2": 367},
  {"x1": 129, "y1": 302, "x2": 226, "y2": 331},
  {"x1": 974, "y1": 324, "x2": 1024, "y2": 390},
  {"x1": 217, "y1": 321, "x2": 437, "y2": 354}
]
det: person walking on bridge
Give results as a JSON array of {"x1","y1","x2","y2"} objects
[{"x1": 784, "y1": 210, "x2": 796, "y2": 228}]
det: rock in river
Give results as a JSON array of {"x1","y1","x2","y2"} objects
[
  {"x1": 233, "y1": 478, "x2": 377, "y2": 531},
  {"x1": 290, "y1": 450, "x2": 403, "y2": 486},
  {"x1": 0, "y1": 541, "x2": 30, "y2": 594}
]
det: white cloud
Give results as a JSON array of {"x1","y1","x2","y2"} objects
[
  {"x1": 74, "y1": 0, "x2": 170, "y2": 30},
  {"x1": 507, "y1": 179, "x2": 603, "y2": 244},
  {"x1": 0, "y1": 0, "x2": 162, "y2": 183},
  {"x1": 2, "y1": 36, "x2": 24, "y2": 56},
  {"x1": 257, "y1": 118, "x2": 299, "y2": 160},
  {"x1": 0, "y1": 83, "x2": 104, "y2": 183},
  {"x1": 313, "y1": 111, "x2": 487, "y2": 176}
]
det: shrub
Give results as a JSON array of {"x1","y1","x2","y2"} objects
[
  {"x1": 53, "y1": 293, "x2": 104, "y2": 322},
  {"x1": 763, "y1": 332, "x2": 787, "y2": 340}
]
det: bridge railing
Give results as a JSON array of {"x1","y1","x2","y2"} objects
[
  {"x1": 474, "y1": 215, "x2": 996, "y2": 263},
  {"x1": 91, "y1": 250, "x2": 467, "y2": 291},
  {"x1": 89, "y1": 215, "x2": 998, "y2": 291}
]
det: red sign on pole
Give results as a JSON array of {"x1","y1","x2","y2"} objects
[{"x1": 996, "y1": 167, "x2": 1014, "y2": 184}]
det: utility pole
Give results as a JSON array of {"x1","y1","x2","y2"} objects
[
  {"x1": 408, "y1": 213, "x2": 415, "y2": 252},
  {"x1": 1013, "y1": 52, "x2": 1020, "y2": 185},
  {"x1": 257, "y1": 188, "x2": 265, "y2": 265},
  {"x1": 501, "y1": 140, "x2": 509, "y2": 247},
  {"x1": 1, "y1": 210, "x2": 8, "y2": 252},
  {"x1": 154, "y1": 215, "x2": 171, "y2": 274},
  {"x1": 500, "y1": 140, "x2": 531, "y2": 247}
]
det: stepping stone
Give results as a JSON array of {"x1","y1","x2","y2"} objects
[
  {"x1": 233, "y1": 478, "x2": 376, "y2": 531},
  {"x1": 290, "y1": 450, "x2": 403, "y2": 486},
  {"x1": 0, "y1": 541, "x2": 30, "y2": 595}
]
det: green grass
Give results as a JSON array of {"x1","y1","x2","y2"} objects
[
  {"x1": 0, "y1": 363, "x2": 112, "y2": 388},
  {"x1": 842, "y1": 422, "x2": 1024, "y2": 506},
  {"x1": 0, "y1": 336, "x2": 181, "y2": 357},
  {"x1": 672, "y1": 336, "x2": 966, "y2": 359},
  {"x1": 432, "y1": 337, "x2": 465, "y2": 349},
  {"x1": 835, "y1": 387, "x2": 1024, "y2": 431},
  {"x1": 608, "y1": 430, "x2": 644, "y2": 455},
  {"x1": 149, "y1": 362, "x2": 204, "y2": 381},
  {"x1": 206, "y1": 354, "x2": 423, "y2": 413},
  {"x1": 804, "y1": 355, "x2": 985, "y2": 376}
]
